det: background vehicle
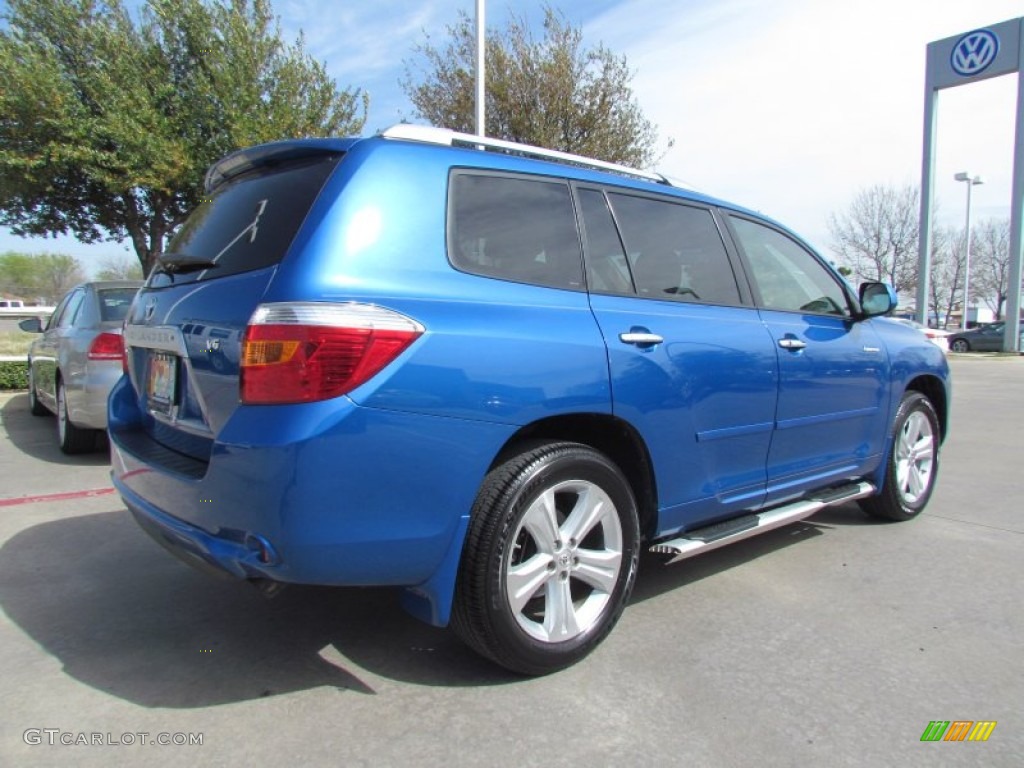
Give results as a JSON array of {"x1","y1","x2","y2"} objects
[
  {"x1": 947, "y1": 322, "x2": 1023, "y2": 352},
  {"x1": 109, "y1": 126, "x2": 949, "y2": 675},
  {"x1": 21, "y1": 281, "x2": 141, "y2": 453},
  {"x1": 887, "y1": 317, "x2": 951, "y2": 351}
]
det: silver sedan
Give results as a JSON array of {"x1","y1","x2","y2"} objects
[{"x1": 20, "y1": 281, "x2": 141, "y2": 453}]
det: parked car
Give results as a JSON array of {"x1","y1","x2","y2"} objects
[
  {"x1": 946, "y1": 322, "x2": 1023, "y2": 352},
  {"x1": 887, "y1": 317, "x2": 951, "y2": 351},
  {"x1": 21, "y1": 281, "x2": 142, "y2": 453},
  {"x1": 109, "y1": 126, "x2": 950, "y2": 675}
]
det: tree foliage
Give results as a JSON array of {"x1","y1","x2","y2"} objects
[
  {"x1": 0, "y1": 251, "x2": 85, "y2": 302},
  {"x1": 402, "y1": 6, "x2": 663, "y2": 168},
  {"x1": 0, "y1": 0, "x2": 367, "y2": 275},
  {"x1": 827, "y1": 184, "x2": 921, "y2": 296}
]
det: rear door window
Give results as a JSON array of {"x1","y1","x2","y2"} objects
[
  {"x1": 606, "y1": 193, "x2": 741, "y2": 305},
  {"x1": 151, "y1": 154, "x2": 341, "y2": 287},
  {"x1": 448, "y1": 172, "x2": 584, "y2": 290}
]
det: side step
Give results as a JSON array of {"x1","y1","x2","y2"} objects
[{"x1": 649, "y1": 481, "x2": 875, "y2": 564}]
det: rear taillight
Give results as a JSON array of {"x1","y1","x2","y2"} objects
[
  {"x1": 240, "y1": 302, "x2": 423, "y2": 404},
  {"x1": 88, "y1": 332, "x2": 125, "y2": 362}
]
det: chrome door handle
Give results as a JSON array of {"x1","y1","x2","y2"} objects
[
  {"x1": 778, "y1": 338, "x2": 806, "y2": 350},
  {"x1": 620, "y1": 332, "x2": 664, "y2": 346}
]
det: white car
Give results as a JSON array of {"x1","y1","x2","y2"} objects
[{"x1": 890, "y1": 318, "x2": 951, "y2": 351}]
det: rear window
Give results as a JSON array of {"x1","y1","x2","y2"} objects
[
  {"x1": 151, "y1": 154, "x2": 341, "y2": 286},
  {"x1": 98, "y1": 287, "x2": 139, "y2": 322},
  {"x1": 448, "y1": 172, "x2": 584, "y2": 290}
]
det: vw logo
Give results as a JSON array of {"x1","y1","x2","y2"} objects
[{"x1": 950, "y1": 29, "x2": 998, "y2": 77}]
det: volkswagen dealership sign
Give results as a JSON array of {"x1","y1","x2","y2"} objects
[
  {"x1": 917, "y1": 17, "x2": 1024, "y2": 353},
  {"x1": 950, "y1": 29, "x2": 1000, "y2": 77}
]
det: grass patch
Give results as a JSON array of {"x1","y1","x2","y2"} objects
[{"x1": 0, "y1": 330, "x2": 35, "y2": 357}]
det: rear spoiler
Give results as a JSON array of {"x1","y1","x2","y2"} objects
[{"x1": 204, "y1": 138, "x2": 357, "y2": 193}]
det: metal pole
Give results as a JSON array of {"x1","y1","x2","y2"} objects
[
  {"x1": 474, "y1": 0, "x2": 485, "y2": 137},
  {"x1": 1005, "y1": 20, "x2": 1024, "y2": 351},
  {"x1": 915, "y1": 79, "x2": 938, "y2": 327}
]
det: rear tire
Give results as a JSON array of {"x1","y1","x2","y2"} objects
[
  {"x1": 950, "y1": 339, "x2": 970, "y2": 352},
  {"x1": 861, "y1": 392, "x2": 940, "y2": 522},
  {"x1": 57, "y1": 378, "x2": 97, "y2": 454},
  {"x1": 27, "y1": 365, "x2": 48, "y2": 416},
  {"x1": 452, "y1": 442, "x2": 640, "y2": 675}
]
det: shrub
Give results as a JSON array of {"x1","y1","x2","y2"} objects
[{"x1": 0, "y1": 361, "x2": 29, "y2": 389}]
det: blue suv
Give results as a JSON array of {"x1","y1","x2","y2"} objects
[{"x1": 109, "y1": 125, "x2": 950, "y2": 675}]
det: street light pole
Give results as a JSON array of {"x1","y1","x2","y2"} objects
[
  {"x1": 954, "y1": 172, "x2": 983, "y2": 330},
  {"x1": 474, "y1": 0, "x2": 485, "y2": 137}
]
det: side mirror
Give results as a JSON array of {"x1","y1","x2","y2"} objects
[
  {"x1": 18, "y1": 316, "x2": 43, "y2": 333},
  {"x1": 859, "y1": 282, "x2": 897, "y2": 318}
]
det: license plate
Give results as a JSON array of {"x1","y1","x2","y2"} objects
[{"x1": 147, "y1": 352, "x2": 178, "y2": 414}]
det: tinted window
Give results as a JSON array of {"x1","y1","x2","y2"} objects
[
  {"x1": 608, "y1": 194, "x2": 740, "y2": 305},
  {"x1": 154, "y1": 154, "x2": 341, "y2": 286},
  {"x1": 98, "y1": 287, "x2": 138, "y2": 322},
  {"x1": 578, "y1": 189, "x2": 634, "y2": 294},
  {"x1": 449, "y1": 173, "x2": 583, "y2": 290},
  {"x1": 730, "y1": 216, "x2": 850, "y2": 317}
]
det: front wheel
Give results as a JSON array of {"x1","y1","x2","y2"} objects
[
  {"x1": 861, "y1": 392, "x2": 940, "y2": 521},
  {"x1": 452, "y1": 442, "x2": 640, "y2": 675},
  {"x1": 950, "y1": 339, "x2": 970, "y2": 352}
]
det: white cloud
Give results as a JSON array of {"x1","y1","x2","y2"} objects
[
  {"x1": 583, "y1": 0, "x2": 1023, "y2": 253},
  {"x1": 3, "y1": 0, "x2": 1022, "y2": 269}
]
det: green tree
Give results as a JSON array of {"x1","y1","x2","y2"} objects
[
  {"x1": 0, "y1": 251, "x2": 85, "y2": 302},
  {"x1": 402, "y1": 6, "x2": 664, "y2": 168},
  {"x1": 0, "y1": 0, "x2": 367, "y2": 275}
]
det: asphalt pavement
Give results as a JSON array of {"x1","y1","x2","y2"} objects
[{"x1": 1, "y1": 356, "x2": 1021, "y2": 767}]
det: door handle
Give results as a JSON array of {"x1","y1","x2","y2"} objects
[
  {"x1": 619, "y1": 332, "x2": 664, "y2": 346},
  {"x1": 778, "y1": 338, "x2": 806, "y2": 350}
]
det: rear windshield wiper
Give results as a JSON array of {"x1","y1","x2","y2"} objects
[{"x1": 154, "y1": 254, "x2": 220, "y2": 278}]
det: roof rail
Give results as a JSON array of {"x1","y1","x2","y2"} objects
[{"x1": 380, "y1": 124, "x2": 670, "y2": 186}]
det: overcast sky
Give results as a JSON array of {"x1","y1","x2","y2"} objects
[{"x1": 1, "y1": 0, "x2": 1022, "y2": 271}]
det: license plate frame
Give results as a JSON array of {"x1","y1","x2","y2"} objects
[{"x1": 147, "y1": 351, "x2": 178, "y2": 415}]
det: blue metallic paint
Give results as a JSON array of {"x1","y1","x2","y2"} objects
[{"x1": 110, "y1": 132, "x2": 952, "y2": 627}]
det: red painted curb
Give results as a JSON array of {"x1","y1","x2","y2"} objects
[{"x1": 0, "y1": 487, "x2": 116, "y2": 508}]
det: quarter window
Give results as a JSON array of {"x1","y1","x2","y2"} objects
[
  {"x1": 729, "y1": 216, "x2": 851, "y2": 317},
  {"x1": 449, "y1": 173, "x2": 583, "y2": 290},
  {"x1": 607, "y1": 193, "x2": 740, "y2": 305}
]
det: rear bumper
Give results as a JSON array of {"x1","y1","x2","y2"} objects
[
  {"x1": 68, "y1": 361, "x2": 123, "y2": 429},
  {"x1": 108, "y1": 376, "x2": 514, "y2": 624},
  {"x1": 118, "y1": 480, "x2": 281, "y2": 581}
]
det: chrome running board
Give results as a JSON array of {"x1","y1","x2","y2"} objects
[{"x1": 649, "y1": 481, "x2": 876, "y2": 565}]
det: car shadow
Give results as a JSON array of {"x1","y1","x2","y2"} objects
[
  {"x1": 1, "y1": 393, "x2": 110, "y2": 465},
  {"x1": 0, "y1": 503, "x2": 879, "y2": 705},
  {"x1": 630, "y1": 503, "x2": 878, "y2": 603}
]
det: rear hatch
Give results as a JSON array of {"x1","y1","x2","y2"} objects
[{"x1": 122, "y1": 142, "x2": 349, "y2": 465}]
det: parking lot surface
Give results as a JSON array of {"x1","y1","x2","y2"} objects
[{"x1": 1, "y1": 356, "x2": 1021, "y2": 767}]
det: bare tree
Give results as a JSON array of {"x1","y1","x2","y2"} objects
[
  {"x1": 95, "y1": 255, "x2": 144, "y2": 281},
  {"x1": 928, "y1": 226, "x2": 964, "y2": 329},
  {"x1": 828, "y1": 184, "x2": 920, "y2": 295},
  {"x1": 972, "y1": 218, "x2": 1011, "y2": 319}
]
